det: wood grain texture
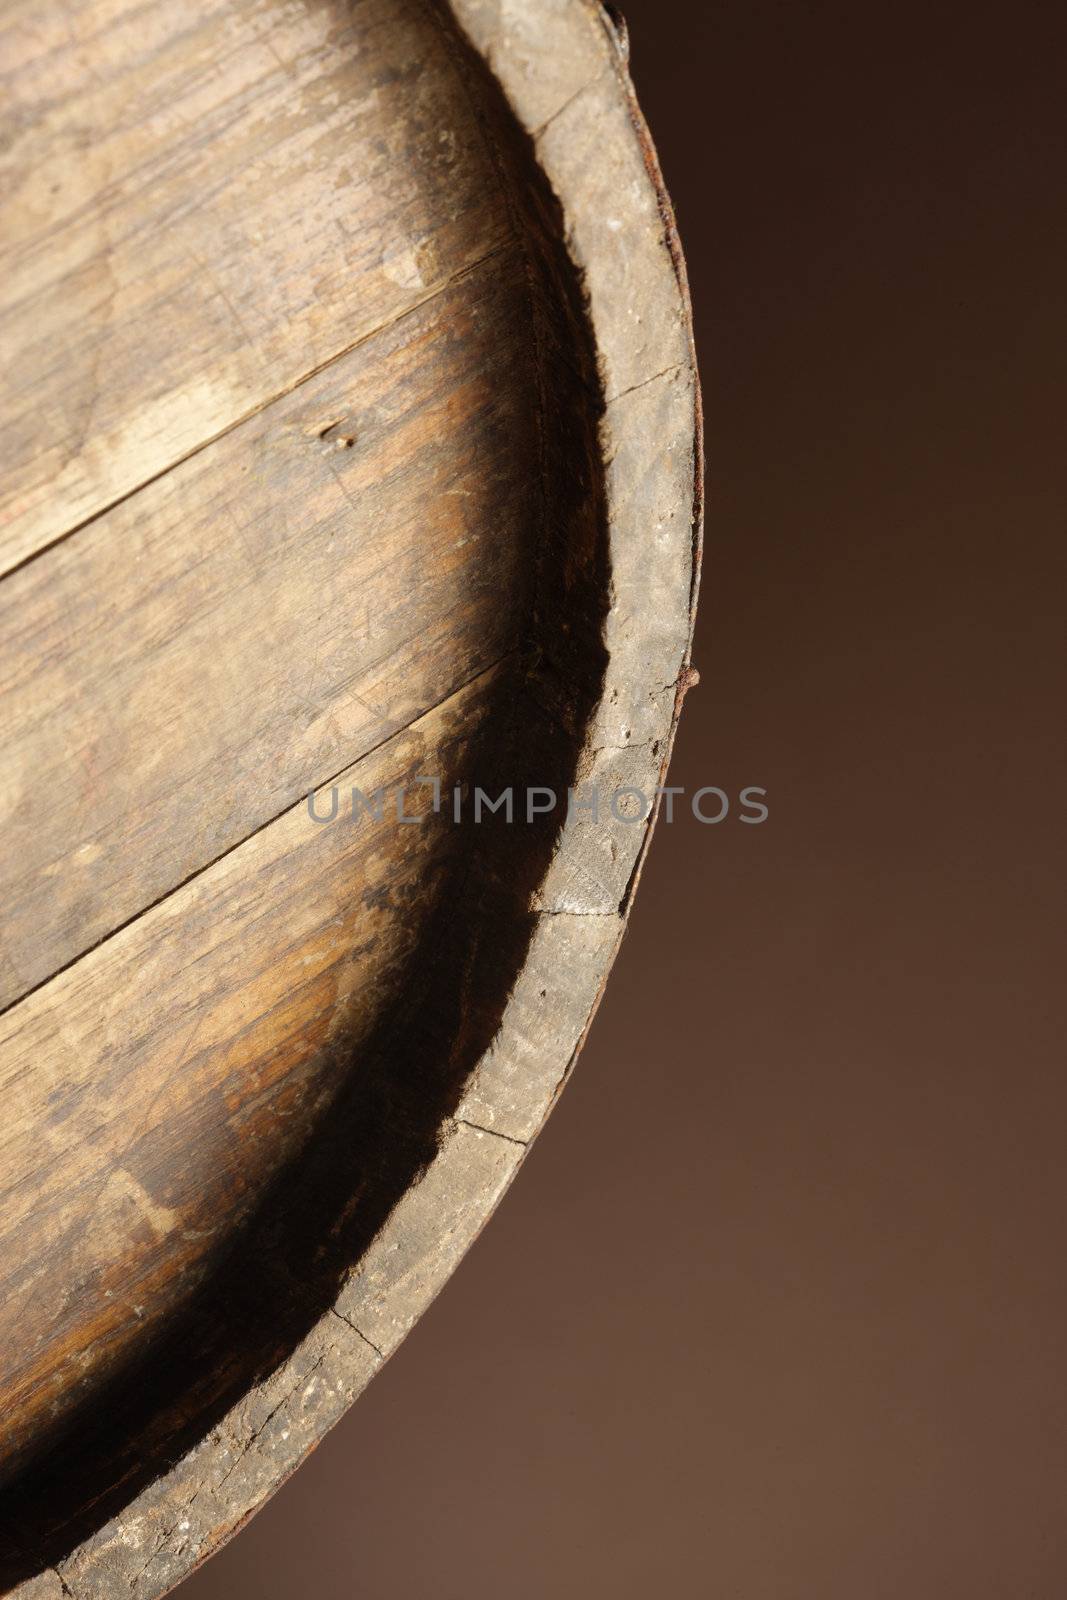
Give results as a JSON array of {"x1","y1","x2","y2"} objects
[
  {"x1": 0, "y1": 663, "x2": 501, "y2": 1484},
  {"x1": 0, "y1": 0, "x2": 702, "y2": 1591},
  {"x1": 0, "y1": 0, "x2": 510, "y2": 572},
  {"x1": 0, "y1": 0, "x2": 544, "y2": 1497},
  {"x1": 0, "y1": 255, "x2": 534, "y2": 1007}
]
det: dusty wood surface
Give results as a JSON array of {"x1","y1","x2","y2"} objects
[
  {"x1": 0, "y1": 0, "x2": 702, "y2": 1592},
  {"x1": 0, "y1": 257, "x2": 534, "y2": 1007},
  {"x1": 0, "y1": 0, "x2": 510, "y2": 573}
]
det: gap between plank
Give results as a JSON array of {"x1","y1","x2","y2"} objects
[
  {"x1": 0, "y1": 241, "x2": 514, "y2": 588},
  {"x1": 0, "y1": 650, "x2": 516, "y2": 1026}
]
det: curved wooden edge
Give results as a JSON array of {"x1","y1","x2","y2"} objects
[{"x1": 14, "y1": 3, "x2": 703, "y2": 1594}]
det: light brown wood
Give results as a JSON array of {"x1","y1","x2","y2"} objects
[
  {"x1": 0, "y1": 257, "x2": 533, "y2": 1006},
  {"x1": 0, "y1": 0, "x2": 509, "y2": 573},
  {"x1": 0, "y1": 0, "x2": 702, "y2": 1593}
]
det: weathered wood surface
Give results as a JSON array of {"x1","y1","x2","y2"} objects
[
  {"x1": 0, "y1": 0, "x2": 701, "y2": 1592},
  {"x1": 0, "y1": 665, "x2": 501, "y2": 1483},
  {"x1": 0, "y1": 258, "x2": 533, "y2": 1006},
  {"x1": 0, "y1": 0, "x2": 510, "y2": 573},
  {"x1": 1, "y1": 0, "x2": 536, "y2": 1500}
]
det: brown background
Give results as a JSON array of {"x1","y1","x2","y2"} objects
[{"x1": 189, "y1": 0, "x2": 1066, "y2": 1594}]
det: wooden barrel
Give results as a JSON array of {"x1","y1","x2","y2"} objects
[{"x1": 0, "y1": 0, "x2": 701, "y2": 1591}]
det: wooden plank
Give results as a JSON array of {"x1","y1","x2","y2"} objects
[
  {"x1": 0, "y1": 0, "x2": 511, "y2": 572},
  {"x1": 0, "y1": 662, "x2": 502, "y2": 1481},
  {"x1": 0, "y1": 0, "x2": 703, "y2": 1586},
  {"x1": 0, "y1": 256, "x2": 537, "y2": 1010}
]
